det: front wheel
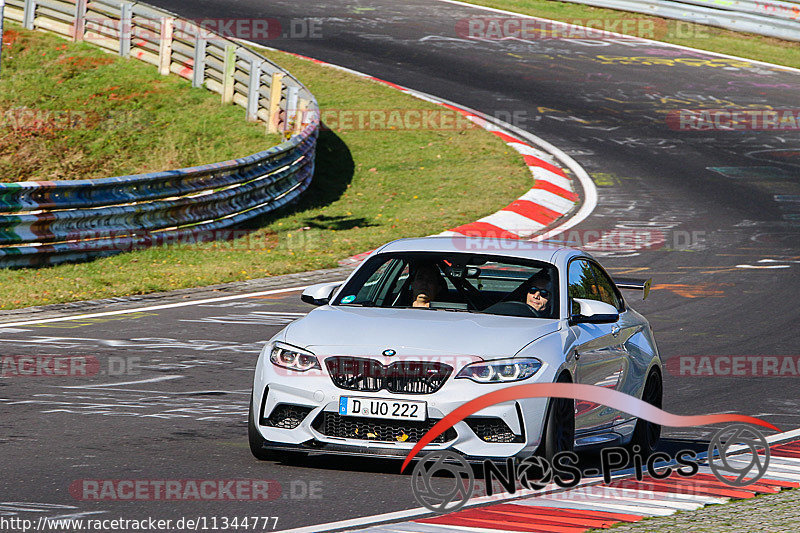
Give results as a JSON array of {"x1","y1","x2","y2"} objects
[
  {"x1": 248, "y1": 394, "x2": 307, "y2": 463},
  {"x1": 628, "y1": 369, "x2": 662, "y2": 456},
  {"x1": 248, "y1": 394, "x2": 274, "y2": 461},
  {"x1": 537, "y1": 375, "x2": 575, "y2": 461}
]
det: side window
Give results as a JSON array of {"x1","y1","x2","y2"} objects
[
  {"x1": 568, "y1": 259, "x2": 602, "y2": 315},
  {"x1": 589, "y1": 263, "x2": 624, "y2": 312},
  {"x1": 352, "y1": 258, "x2": 405, "y2": 305}
]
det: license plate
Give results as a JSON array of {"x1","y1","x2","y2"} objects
[{"x1": 339, "y1": 396, "x2": 427, "y2": 421}]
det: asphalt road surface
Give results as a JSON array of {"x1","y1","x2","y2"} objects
[{"x1": 2, "y1": 0, "x2": 799, "y2": 530}]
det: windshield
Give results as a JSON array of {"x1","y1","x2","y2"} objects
[{"x1": 332, "y1": 252, "x2": 559, "y2": 319}]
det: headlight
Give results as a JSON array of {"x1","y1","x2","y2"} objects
[
  {"x1": 456, "y1": 358, "x2": 542, "y2": 383},
  {"x1": 269, "y1": 342, "x2": 320, "y2": 372}
]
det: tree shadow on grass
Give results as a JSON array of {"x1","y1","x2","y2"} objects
[{"x1": 243, "y1": 126, "x2": 375, "y2": 230}]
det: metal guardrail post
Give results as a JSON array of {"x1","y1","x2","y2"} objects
[
  {"x1": 221, "y1": 44, "x2": 237, "y2": 104},
  {"x1": 73, "y1": 0, "x2": 87, "y2": 42},
  {"x1": 246, "y1": 58, "x2": 264, "y2": 122},
  {"x1": 267, "y1": 72, "x2": 284, "y2": 134},
  {"x1": 192, "y1": 35, "x2": 206, "y2": 88},
  {"x1": 158, "y1": 17, "x2": 174, "y2": 76},
  {"x1": 286, "y1": 85, "x2": 299, "y2": 134},
  {"x1": 120, "y1": 3, "x2": 132, "y2": 58},
  {"x1": 23, "y1": 0, "x2": 36, "y2": 30},
  {"x1": 294, "y1": 98, "x2": 307, "y2": 135}
]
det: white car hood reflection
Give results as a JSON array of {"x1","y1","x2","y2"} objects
[{"x1": 285, "y1": 306, "x2": 560, "y2": 358}]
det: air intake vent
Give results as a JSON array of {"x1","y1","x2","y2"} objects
[{"x1": 325, "y1": 357, "x2": 452, "y2": 394}]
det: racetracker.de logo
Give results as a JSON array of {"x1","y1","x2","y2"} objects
[
  {"x1": 1, "y1": 356, "x2": 100, "y2": 377},
  {"x1": 83, "y1": 17, "x2": 322, "y2": 42},
  {"x1": 667, "y1": 109, "x2": 800, "y2": 131},
  {"x1": 666, "y1": 355, "x2": 800, "y2": 377},
  {"x1": 455, "y1": 17, "x2": 672, "y2": 40},
  {"x1": 69, "y1": 479, "x2": 282, "y2": 501}
]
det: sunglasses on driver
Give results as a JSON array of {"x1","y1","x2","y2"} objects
[{"x1": 527, "y1": 287, "x2": 550, "y2": 298}]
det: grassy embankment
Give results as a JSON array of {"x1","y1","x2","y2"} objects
[{"x1": 0, "y1": 23, "x2": 532, "y2": 309}]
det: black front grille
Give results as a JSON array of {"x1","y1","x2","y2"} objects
[
  {"x1": 325, "y1": 357, "x2": 452, "y2": 394},
  {"x1": 313, "y1": 412, "x2": 457, "y2": 443},
  {"x1": 465, "y1": 417, "x2": 524, "y2": 443},
  {"x1": 263, "y1": 404, "x2": 313, "y2": 429}
]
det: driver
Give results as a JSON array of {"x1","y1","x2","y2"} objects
[
  {"x1": 410, "y1": 263, "x2": 446, "y2": 308},
  {"x1": 525, "y1": 271, "x2": 553, "y2": 317}
]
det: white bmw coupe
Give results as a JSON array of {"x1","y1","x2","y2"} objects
[{"x1": 249, "y1": 237, "x2": 662, "y2": 462}]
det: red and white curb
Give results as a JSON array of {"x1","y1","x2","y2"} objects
[
  {"x1": 341, "y1": 438, "x2": 800, "y2": 533},
  {"x1": 238, "y1": 43, "x2": 596, "y2": 265},
  {"x1": 274, "y1": 433, "x2": 800, "y2": 533}
]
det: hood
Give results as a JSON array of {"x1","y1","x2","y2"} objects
[{"x1": 284, "y1": 306, "x2": 560, "y2": 359}]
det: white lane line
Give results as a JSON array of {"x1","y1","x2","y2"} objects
[
  {"x1": 513, "y1": 497, "x2": 676, "y2": 516},
  {"x1": 58, "y1": 375, "x2": 184, "y2": 389},
  {"x1": 766, "y1": 456, "x2": 800, "y2": 466},
  {"x1": 723, "y1": 455, "x2": 800, "y2": 471},
  {"x1": 558, "y1": 490, "x2": 704, "y2": 510},
  {"x1": 0, "y1": 286, "x2": 310, "y2": 328},
  {"x1": 767, "y1": 427, "x2": 800, "y2": 443},
  {"x1": 352, "y1": 524, "x2": 480, "y2": 533},
  {"x1": 400, "y1": 525, "x2": 520, "y2": 533},
  {"x1": 359, "y1": 524, "x2": 489, "y2": 533},
  {"x1": 435, "y1": 0, "x2": 800, "y2": 74},
  {"x1": 576, "y1": 486, "x2": 726, "y2": 505},
  {"x1": 696, "y1": 466, "x2": 800, "y2": 482},
  {"x1": 274, "y1": 509, "x2": 437, "y2": 533}
]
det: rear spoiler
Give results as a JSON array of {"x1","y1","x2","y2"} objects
[{"x1": 614, "y1": 277, "x2": 652, "y2": 300}]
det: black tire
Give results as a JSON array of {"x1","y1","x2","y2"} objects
[
  {"x1": 248, "y1": 394, "x2": 307, "y2": 463},
  {"x1": 537, "y1": 374, "x2": 575, "y2": 461},
  {"x1": 628, "y1": 369, "x2": 662, "y2": 456},
  {"x1": 248, "y1": 394, "x2": 274, "y2": 461}
]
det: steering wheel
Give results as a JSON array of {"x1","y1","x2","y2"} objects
[{"x1": 483, "y1": 301, "x2": 542, "y2": 318}]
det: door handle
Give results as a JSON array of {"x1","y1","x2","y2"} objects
[{"x1": 611, "y1": 325, "x2": 621, "y2": 337}]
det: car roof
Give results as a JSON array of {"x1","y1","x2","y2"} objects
[{"x1": 375, "y1": 236, "x2": 580, "y2": 263}]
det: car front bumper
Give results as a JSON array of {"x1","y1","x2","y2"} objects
[{"x1": 252, "y1": 354, "x2": 555, "y2": 459}]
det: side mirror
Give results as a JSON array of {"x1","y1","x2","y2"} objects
[
  {"x1": 301, "y1": 282, "x2": 342, "y2": 306},
  {"x1": 570, "y1": 298, "x2": 619, "y2": 325}
]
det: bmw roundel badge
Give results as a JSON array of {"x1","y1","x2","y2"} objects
[{"x1": 382, "y1": 349, "x2": 396, "y2": 357}]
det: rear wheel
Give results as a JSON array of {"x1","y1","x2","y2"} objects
[
  {"x1": 628, "y1": 369, "x2": 662, "y2": 456},
  {"x1": 538, "y1": 374, "x2": 575, "y2": 461},
  {"x1": 248, "y1": 394, "x2": 307, "y2": 463}
]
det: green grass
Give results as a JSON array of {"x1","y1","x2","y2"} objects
[
  {"x1": 0, "y1": 23, "x2": 280, "y2": 181},
  {"x1": 457, "y1": 0, "x2": 800, "y2": 69},
  {"x1": 0, "y1": 33, "x2": 532, "y2": 309}
]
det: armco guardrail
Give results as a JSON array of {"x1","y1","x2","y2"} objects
[
  {"x1": 0, "y1": 0, "x2": 320, "y2": 268},
  {"x1": 560, "y1": 0, "x2": 800, "y2": 41}
]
